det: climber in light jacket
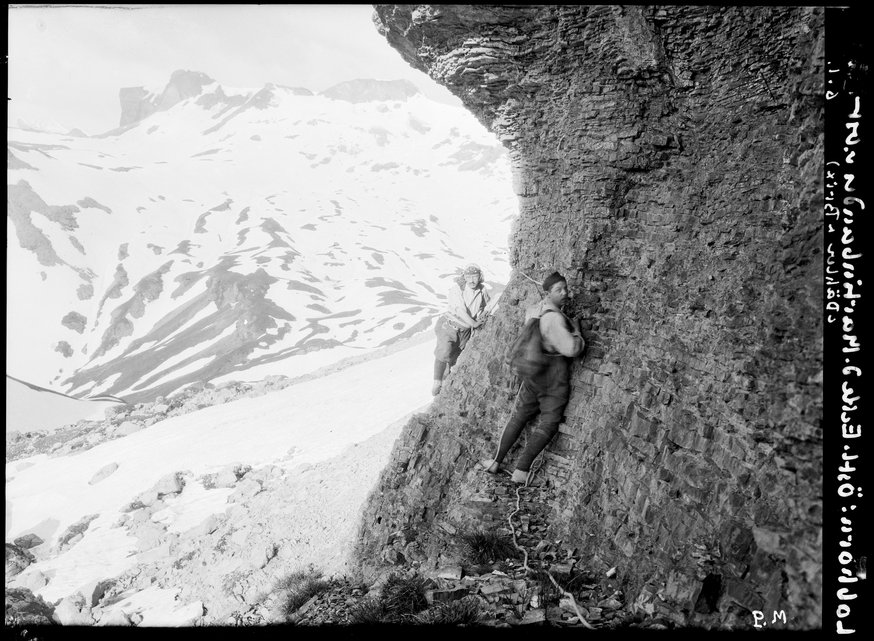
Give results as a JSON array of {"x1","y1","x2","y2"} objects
[
  {"x1": 432, "y1": 264, "x2": 490, "y2": 395},
  {"x1": 481, "y1": 271, "x2": 584, "y2": 483}
]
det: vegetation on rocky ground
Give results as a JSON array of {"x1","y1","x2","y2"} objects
[
  {"x1": 459, "y1": 530, "x2": 518, "y2": 565},
  {"x1": 277, "y1": 568, "x2": 331, "y2": 618},
  {"x1": 347, "y1": 589, "x2": 482, "y2": 625},
  {"x1": 412, "y1": 596, "x2": 482, "y2": 625},
  {"x1": 347, "y1": 573, "x2": 435, "y2": 624},
  {"x1": 350, "y1": 574, "x2": 481, "y2": 625},
  {"x1": 380, "y1": 573, "x2": 429, "y2": 616}
]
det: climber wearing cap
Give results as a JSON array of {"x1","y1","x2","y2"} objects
[
  {"x1": 480, "y1": 271, "x2": 584, "y2": 483},
  {"x1": 431, "y1": 264, "x2": 491, "y2": 395}
]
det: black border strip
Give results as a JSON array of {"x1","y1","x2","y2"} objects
[{"x1": 824, "y1": 6, "x2": 871, "y2": 638}]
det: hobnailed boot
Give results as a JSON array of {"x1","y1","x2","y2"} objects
[{"x1": 431, "y1": 379, "x2": 442, "y2": 396}]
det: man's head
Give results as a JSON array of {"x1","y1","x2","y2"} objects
[
  {"x1": 542, "y1": 271, "x2": 568, "y2": 306},
  {"x1": 463, "y1": 264, "x2": 482, "y2": 287}
]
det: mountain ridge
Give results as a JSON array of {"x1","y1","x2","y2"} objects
[
  {"x1": 8, "y1": 70, "x2": 516, "y2": 403},
  {"x1": 118, "y1": 70, "x2": 425, "y2": 130}
]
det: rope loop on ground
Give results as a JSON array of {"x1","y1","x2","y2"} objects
[{"x1": 504, "y1": 462, "x2": 594, "y2": 629}]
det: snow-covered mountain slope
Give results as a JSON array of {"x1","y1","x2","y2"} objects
[
  {"x1": 7, "y1": 72, "x2": 515, "y2": 403},
  {"x1": 5, "y1": 339, "x2": 434, "y2": 625}
]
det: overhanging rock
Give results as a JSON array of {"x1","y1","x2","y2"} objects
[{"x1": 357, "y1": 5, "x2": 823, "y2": 629}]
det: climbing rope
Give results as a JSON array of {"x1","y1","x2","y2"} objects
[
  {"x1": 480, "y1": 269, "x2": 591, "y2": 625},
  {"x1": 505, "y1": 473, "x2": 594, "y2": 629},
  {"x1": 478, "y1": 372, "x2": 592, "y2": 628},
  {"x1": 518, "y1": 270, "x2": 542, "y2": 288}
]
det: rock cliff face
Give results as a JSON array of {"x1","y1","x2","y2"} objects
[{"x1": 356, "y1": 5, "x2": 823, "y2": 628}]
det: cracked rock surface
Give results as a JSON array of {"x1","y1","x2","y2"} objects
[{"x1": 361, "y1": 5, "x2": 823, "y2": 630}]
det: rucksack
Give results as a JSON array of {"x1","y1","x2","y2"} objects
[{"x1": 506, "y1": 309, "x2": 554, "y2": 382}]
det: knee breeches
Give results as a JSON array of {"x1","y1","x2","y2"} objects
[{"x1": 433, "y1": 316, "x2": 471, "y2": 365}]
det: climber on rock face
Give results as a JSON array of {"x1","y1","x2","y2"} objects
[
  {"x1": 481, "y1": 271, "x2": 584, "y2": 484},
  {"x1": 431, "y1": 263, "x2": 491, "y2": 396}
]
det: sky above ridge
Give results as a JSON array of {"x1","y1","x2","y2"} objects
[{"x1": 8, "y1": 4, "x2": 462, "y2": 135}]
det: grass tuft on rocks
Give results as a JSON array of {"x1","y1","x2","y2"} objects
[
  {"x1": 348, "y1": 573, "x2": 430, "y2": 624},
  {"x1": 460, "y1": 529, "x2": 518, "y2": 565},
  {"x1": 348, "y1": 596, "x2": 390, "y2": 624},
  {"x1": 379, "y1": 573, "x2": 429, "y2": 617},
  {"x1": 277, "y1": 568, "x2": 330, "y2": 618},
  {"x1": 412, "y1": 596, "x2": 482, "y2": 625}
]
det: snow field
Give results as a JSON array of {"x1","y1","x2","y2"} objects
[{"x1": 6, "y1": 338, "x2": 436, "y2": 611}]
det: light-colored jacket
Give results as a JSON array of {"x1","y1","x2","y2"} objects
[
  {"x1": 525, "y1": 300, "x2": 584, "y2": 357},
  {"x1": 446, "y1": 284, "x2": 489, "y2": 328}
]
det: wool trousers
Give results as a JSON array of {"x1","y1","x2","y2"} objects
[
  {"x1": 494, "y1": 354, "x2": 570, "y2": 472},
  {"x1": 433, "y1": 316, "x2": 471, "y2": 378}
]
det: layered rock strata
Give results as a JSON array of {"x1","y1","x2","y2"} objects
[{"x1": 357, "y1": 5, "x2": 823, "y2": 629}]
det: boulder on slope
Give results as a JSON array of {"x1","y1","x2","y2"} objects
[
  {"x1": 89, "y1": 462, "x2": 119, "y2": 485},
  {"x1": 151, "y1": 471, "x2": 186, "y2": 497},
  {"x1": 13, "y1": 533, "x2": 45, "y2": 549},
  {"x1": 94, "y1": 607, "x2": 133, "y2": 626},
  {"x1": 184, "y1": 513, "x2": 223, "y2": 538},
  {"x1": 228, "y1": 478, "x2": 263, "y2": 503},
  {"x1": 52, "y1": 592, "x2": 94, "y2": 625},
  {"x1": 80, "y1": 577, "x2": 116, "y2": 608},
  {"x1": 114, "y1": 421, "x2": 143, "y2": 436},
  {"x1": 203, "y1": 463, "x2": 250, "y2": 489}
]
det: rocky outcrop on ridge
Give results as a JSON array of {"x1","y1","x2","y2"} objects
[
  {"x1": 119, "y1": 70, "x2": 216, "y2": 127},
  {"x1": 357, "y1": 5, "x2": 824, "y2": 630},
  {"x1": 119, "y1": 73, "x2": 422, "y2": 129},
  {"x1": 118, "y1": 86, "x2": 159, "y2": 129}
]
